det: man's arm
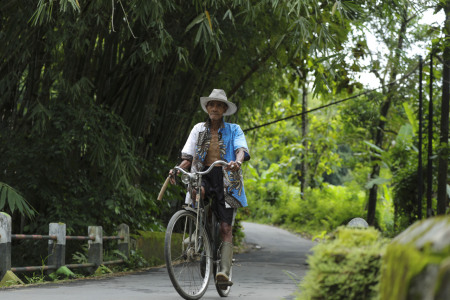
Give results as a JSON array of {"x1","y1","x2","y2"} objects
[
  {"x1": 235, "y1": 148, "x2": 245, "y2": 164},
  {"x1": 225, "y1": 148, "x2": 245, "y2": 172}
]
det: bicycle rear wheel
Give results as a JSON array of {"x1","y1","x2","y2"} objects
[{"x1": 165, "y1": 209, "x2": 212, "y2": 300}]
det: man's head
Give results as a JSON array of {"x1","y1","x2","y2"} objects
[
  {"x1": 205, "y1": 100, "x2": 228, "y2": 121},
  {"x1": 200, "y1": 89, "x2": 237, "y2": 116}
]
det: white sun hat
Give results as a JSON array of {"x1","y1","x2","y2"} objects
[{"x1": 200, "y1": 89, "x2": 237, "y2": 116}]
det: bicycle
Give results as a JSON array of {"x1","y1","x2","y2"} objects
[{"x1": 160, "y1": 160, "x2": 233, "y2": 300}]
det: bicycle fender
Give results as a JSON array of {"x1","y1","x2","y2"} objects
[{"x1": 182, "y1": 206, "x2": 197, "y2": 214}]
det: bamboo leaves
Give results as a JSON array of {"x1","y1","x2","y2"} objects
[
  {"x1": 0, "y1": 183, "x2": 36, "y2": 219},
  {"x1": 0, "y1": 0, "x2": 372, "y2": 233},
  {"x1": 186, "y1": 13, "x2": 207, "y2": 33},
  {"x1": 205, "y1": 10, "x2": 213, "y2": 30},
  {"x1": 61, "y1": 0, "x2": 81, "y2": 13},
  {"x1": 31, "y1": 0, "x2": 81, "y2": 25},
  {"x1": 30, "y1": 0, "x2": 55, "y2": 25},
  {"x1": 185, "y1": 12, "x2": 219, "y2": 51},
  {"x1": 223, "y1": 9, "x2": 235, "y2": 25}
]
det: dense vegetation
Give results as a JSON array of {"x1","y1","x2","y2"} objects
[
  {"x1": 297, "y1": 227, "x2": 389, "y2": 300},
  {"x1": 243, "y1": 1, "x2": 450, "y2": 236},
  {"x1": 1, "y1": 0, "x2": 449, "y2": 268}
]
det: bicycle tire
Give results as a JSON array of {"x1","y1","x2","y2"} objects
[
  {"x1": 165, "y1": 209, "x2": 212, "y2": 300},
  {"x1": 213, "y1": 222, "x2": 233, "y2": 297}
]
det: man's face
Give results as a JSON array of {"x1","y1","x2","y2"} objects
[{"x1": 206, "y1": 101, "x2": 228, "y2": 121}]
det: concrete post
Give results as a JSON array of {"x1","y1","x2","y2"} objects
[
  {"x1": 117, "y1": 224, "x2": 130, "y2": 259},
  {"x1": 0, "y1": 213, "x2": 12, "y2": 279},
  {"x1": 48, "y1": 223, "x2": 66, "y2": 269},
  {"x1": 88, "y1": 226, "x2": 103, "y2": 269}
]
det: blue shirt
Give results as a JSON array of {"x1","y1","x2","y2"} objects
[{"x1": 181, "y1": 120, "x2": 250, "y2": 207}]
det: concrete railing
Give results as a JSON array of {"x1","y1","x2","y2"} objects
[{"x1": 0, "y1": 212, "x2": 129, "y2": 282}]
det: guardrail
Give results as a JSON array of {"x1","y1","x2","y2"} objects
[{"x1": 0, "y1": 212, "x2": 130, "y2": 280}]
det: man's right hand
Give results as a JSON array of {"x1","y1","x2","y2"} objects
[
  {"x1": 169, "y1": 169, "x2": 177, "y2": 184},
  {"x1": 169, "y1": 160, "x2": 191, "y2": 185}
]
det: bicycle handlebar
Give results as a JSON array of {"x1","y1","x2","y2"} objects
[
  {"x1": 174, "y1": 160, "x2": 229, "y2": 176},
  {"x1": 159, "y1": 161, "x2": 229, "y2": 201},
  {"x1": 198, "y1": 160, "x2": 229, "y2": 175}
]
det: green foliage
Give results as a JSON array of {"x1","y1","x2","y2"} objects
[
  {"x1": 72, "y1": 245, "x2": 89, "y2": 264},
  {"x1": 297, "y1": 227, "x2": 389, "y2": 300},
  {"x1": 0, "y1": 0, "x2": 357, "y2": 165},
  {"x1": 0, "y1": 183, "x2": 36, "y2": 219},
  {"x1": 243, "y1": 93, "x2": 397, "y2": 236},
  {"x1": 1, "y1": 0, "x2": 447, "y2": 281},
  {"x1": 1, "y1": 98, "x2": 161, "y2": 236},
  {"x1": 245, "y1": 176, "x2": 366, "y2": 236},
  {"x1": 391, "y1": 166, "x2": 431, "y2": 233},
  {"x1": 108, "y1": 249, "x2": 150, "y2": 271},
  {"x1": 24, "y1": 272, "x2": 46, "y2": 284},
  {"x1": 122, "y1": 250, "x2": 151, "y2": 270},
  {"x1": 245, "y1": 97, "x2": 345, "y2": 189},
  {"x1": 73, "y1": 244, "x2": 149, "y2": 273},
  {"x1": 94, "y1": 265, "x2": 113, "y2": 276},
  {"x1": 21, "y1": 257, "x2": 80, "y2": 283},
  {"x1": 0, "y1": 0, "x2": 362, "y2": 254},
  {"x1": 48, "y1": 266, "x2": 77, "y2": 281}
]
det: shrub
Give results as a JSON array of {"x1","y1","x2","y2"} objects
[
  {"x1": 297, "y1": 227, "x2": 389, "y2": 300},
  {"x1": 245, "y1": 177, "x2": 366, "y2": 236}
]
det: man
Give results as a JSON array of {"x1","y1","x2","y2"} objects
[{"x1": 169, "y1": 89, "x2": 250, "y2": 286}]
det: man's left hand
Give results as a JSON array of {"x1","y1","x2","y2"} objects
[{"x1": 225, "y1": 161, "x2": 241, "y2": 172}]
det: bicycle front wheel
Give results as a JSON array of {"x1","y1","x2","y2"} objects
[{"x1": 165, "y1": 209, "x2": 212, "y2": 300}]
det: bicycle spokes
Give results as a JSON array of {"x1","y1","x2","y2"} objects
[{"x1": 165, "y1": 210, "x2": 212, "y2": 300}]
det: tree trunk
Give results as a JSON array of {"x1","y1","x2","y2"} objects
[
  {"x1": 437, "y1": 1, "x2": 450, "y2": 215},
  {"x1": 367, "y1": 11, "x2": 408, "y2": 225},
  {"x1": 427, "y1": 53, "x2": 434, "y2": 217},
  {"x1": 300, "y1": 82, "x2": 308, "y2": 194},
  {"x1": 417, "y1": 56, "x2": 424, "y2": 220}
]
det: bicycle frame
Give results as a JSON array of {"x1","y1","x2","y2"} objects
[
  {"x1": 165, "y1": 160, "x2": 232, "y2": 299},
  {"x1": 175, "y1": 160, "x2": 228, "y2": 254}
]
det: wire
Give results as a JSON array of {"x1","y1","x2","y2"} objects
[{"x1": 243, "y1": 63, "x2": 420, "y2": 133}]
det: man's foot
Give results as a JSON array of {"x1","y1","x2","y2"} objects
[
  {"x1": 216, "y1": 279, "x2": 233, "y2": 290},
  {"x1": 216, "y1": 241, "x2": 233, "y2": 288},
  {"x1": 215, "y1": 271, "x2": 229, "y2": 282}
]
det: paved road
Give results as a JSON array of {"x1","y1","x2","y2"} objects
[{"x1": 0, "y1": 222, "x2": 315, "y2": 300}]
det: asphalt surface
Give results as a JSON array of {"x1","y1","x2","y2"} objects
[{"x1": 0, "y1": 222, "x2": 315, "y2": 300}]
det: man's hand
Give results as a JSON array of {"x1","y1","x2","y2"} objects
[
  {"x1": 225, "y1": 148, "x2": 245, "y2": 172},
  {"x1": 168, "y1": 169, "x2": 177, "y2": 184},
  {"x1": 225, "y1": 161, "x2": 241, "y2": 172},
  {"x1": 169, "y1": 160, "x2": 192, "y2": 184}
]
